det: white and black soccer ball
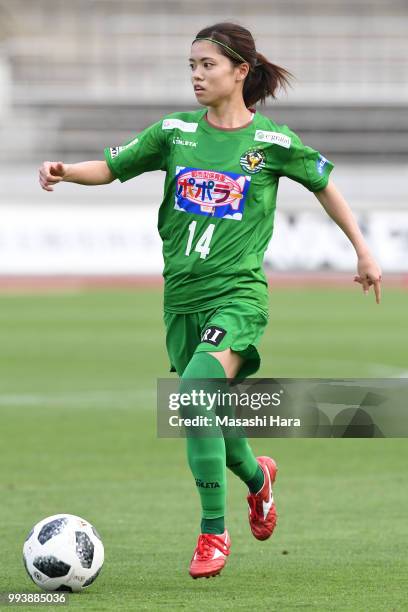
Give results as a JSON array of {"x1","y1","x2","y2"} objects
[{"x1": 23, "y1": 514, "x2": 104, "y2": 592}]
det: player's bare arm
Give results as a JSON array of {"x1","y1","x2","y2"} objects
[
  {"x1": 39, "y1": 160, "x2": 114, "y2": 191},
  {"x1": 314, "y1": 178, "x2": 382, "y2": 303}
]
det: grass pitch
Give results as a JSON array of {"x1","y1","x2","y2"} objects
[{"x1": 0, "y1": 286, "x2": 407, "y2": 611}]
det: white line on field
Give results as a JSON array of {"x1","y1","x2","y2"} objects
[
  {"x1": 0, "y1": 389, "x2": 156, "y2": 407},
  {"x1": 307, "y1": 359, "x2": 408, "y2": 378},
  {"x1": 0, "y1": 363, "x2": 406, "y2": 408},
  {"x1": 364, "y1": 363, "x2": 408, "y2": 377}
]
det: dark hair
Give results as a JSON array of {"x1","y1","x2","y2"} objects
[{"x1": 194, "y1": 22, "x2": 295, "y2": 107}]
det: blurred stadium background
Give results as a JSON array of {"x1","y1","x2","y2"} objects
[
  {"x1": 1, "y1": 3, "x2": 408, "y2": 609},
  {"x1": 0, "y1": 0, "x2": 407, "y2": 282}
]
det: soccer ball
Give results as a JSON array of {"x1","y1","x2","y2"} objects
[{"x1": 23, "y1": 514, "x2": 104, "y2": 592}]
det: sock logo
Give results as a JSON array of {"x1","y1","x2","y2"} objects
[
  {"x1": 201, "y1": 326, "x2": 226, "y2": 346},
  {"x1": 195, "y1": 478, "x2": 221, "y2": 489}
]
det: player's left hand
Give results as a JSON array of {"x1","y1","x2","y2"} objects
[{"x1": 354, "y1": 253, "x2": 382, "y2": 304}]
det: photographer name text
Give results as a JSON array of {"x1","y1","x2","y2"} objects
[{"x1": 168, "y1": 415, "x2": 301, "y2": 428}]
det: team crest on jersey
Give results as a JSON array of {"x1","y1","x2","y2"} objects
[
  {"x1": 174, "y1": 166, "x2": 251, "y2": 221},
  {"x1": 240, "y1": 148, "x2": 266, "y2": 174}
]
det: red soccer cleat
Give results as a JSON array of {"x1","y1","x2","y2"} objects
[
  {"x1": 247, "y1": 456, "x2": 278, "y2": 541},
  {"x1": 189, "y1": 530, "x2": 231, "y2": 579}
]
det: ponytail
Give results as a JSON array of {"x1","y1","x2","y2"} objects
[{"x1": 243, "y1": 51, "x2": 294, "y2": 107}]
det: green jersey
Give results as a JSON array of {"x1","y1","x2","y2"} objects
[{"x1": 104, "y1": 108, "x2": 334, "y2": 313}]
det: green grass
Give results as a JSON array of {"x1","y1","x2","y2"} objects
[{"x1": 0, "y1": 287, "x2": 407, "y2": 611}]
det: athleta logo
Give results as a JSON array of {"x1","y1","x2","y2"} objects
[
  {"x1": 173, "y1": 137, "x2": 197, "y2": 148},
  {"x1": 201, "y1": 326, "x2": 226, "y2": 346},
  {"x1": 195, "y1": 479, "x2": 220, "y2": 489}
]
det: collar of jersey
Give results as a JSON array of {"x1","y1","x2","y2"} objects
[{"x1": 198, "y1": 108, "x2": 257, "y2": 134}]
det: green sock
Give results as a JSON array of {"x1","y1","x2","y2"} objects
[
  {"x1": 180, "y1": 352, "x2": 227, "y2": 530},
  {"x1": 220, "y1": 393, "x2": 261, "y2": 486},
  {"x1": 201, "y1": 517, "x2": 225, "y2": 535},
  {"x1": 225, "y1": 438, "x2": 260, "y2": 484},
  {"x1": 180, "y1": 351, "x2": 265, "y2": 532},
  {"x1": 245, "y1": 465, "x2": 264, "y2": 494}
]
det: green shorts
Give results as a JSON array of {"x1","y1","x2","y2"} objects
[{"x1": 163, "y1": 301, "x2": 268, "y2": 378}]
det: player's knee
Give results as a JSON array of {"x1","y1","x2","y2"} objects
[
  {"x1": 208, "y1": 349, "x2": 244, "y2": 379},
  {"x1": 181, "y1": 351, "x2": 226, "y2": 379},
  {"x1": 178, "y1": 352, "x2": 225, "y2": 420}
]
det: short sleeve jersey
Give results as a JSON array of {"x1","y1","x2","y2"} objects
[{"x1": 104, "y1": 108, "x2": 334, "y2": 314}]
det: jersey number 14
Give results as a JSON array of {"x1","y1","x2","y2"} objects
[{"x1": 185, "y1": 221, "x2": 215, "y2": 260}]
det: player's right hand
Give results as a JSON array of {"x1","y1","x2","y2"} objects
[{"x1": 39, "y1": 161, "x2": 66, "y2": 192}]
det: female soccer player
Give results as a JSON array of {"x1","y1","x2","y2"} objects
[{"x1": 39, "y1": 22, "x2": 382, "y2": 579}]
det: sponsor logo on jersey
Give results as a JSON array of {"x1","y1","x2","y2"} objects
[
  {"x1": 254, "y1": 130, "x2": 291, "y2": 148},
  {"x1": 316, "y1": 154, "x2": 329, "y2": 174},
  {"x1": 240, "y1": 147, "x2": 266, "y2": 174},
  {"x1": 175, "y1": 166, "x2": 251, "y2": 221},
  {"x1": 172, "y1": 137, "x2": 197, "y2": 147},
  {"x1": 162, "y1": 118, "x2": 198, "y2": 132},
  {"x1": 201, "y1": 326, "x2": 227, "y2": 346},
  {"x1": 109, "y1": 137, "x2": 139, "y2": 158}
]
